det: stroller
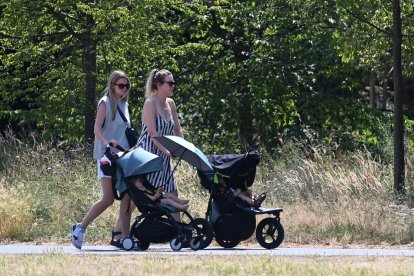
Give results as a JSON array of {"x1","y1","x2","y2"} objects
[
  {"x1": 104, "y1": 143, "x2": 213, "y2": 251},
  {"x1": 198, "y1": 149, "x2": 285, "y2": 249}
]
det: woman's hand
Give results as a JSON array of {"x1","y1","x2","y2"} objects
[{"x1": 108, "y1": 139, "x2": 118, "y2": 147}]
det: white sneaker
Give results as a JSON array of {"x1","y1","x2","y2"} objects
[{"x1": 71, "y1": 223, "x2": 86, "y2": 249}]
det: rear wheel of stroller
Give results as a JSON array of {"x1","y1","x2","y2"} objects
[
  {"x1": 189, "y1": 237, "x2": 201, "y2": 250},
  {"x1": 256, "y1": 218, "x2": 284, "y2": 249},
  {"x1": 215, "y1": 238, "x2": 239, "y2": 248},
  {"x1": 192, "y1": 218, "x2": 214, "y2": 249},
  {"x1": 121, "y1": 237, "x2": 134, "y2": 251},
  {"x1": 136, "y1": 240, "x2": 150, "y2": 251},
  {"x1": 170, "y1": 236, "x2": 183, "y2": 251}
]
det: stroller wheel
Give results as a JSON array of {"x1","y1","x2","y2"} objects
[
  {"x1": 121, "y1": 237, "x2": 134, "y2": 251},
  {"x1": 136, "y1": 240, "x2": 150, "y2": 251},
  {"x1": 215, "y1": 237, "x2": 239, "y2": 249},
  {"x1": 192, "y1": 218, "x2": 214, "y2": 249},
  {"x1": 256, "y1": 218, "x2": 285, "y2": 249},
  {"x1": 170, "y1": 236, "x2": 183, "y2": 251},
  {"x1": 189, "y1": 237, "x2": 201, "y2": 251}
]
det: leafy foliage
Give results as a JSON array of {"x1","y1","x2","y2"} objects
[{"x1": 1, "y1": 0, "x2": 412, "y2": 156}]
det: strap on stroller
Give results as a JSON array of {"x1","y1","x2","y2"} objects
[{"x1": 112, "y1": 177, "x2": 125, "y2": 200}]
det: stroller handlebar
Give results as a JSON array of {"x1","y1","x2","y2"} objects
[{"x1": 107, "y1": 142, "x2": 126, "y2": 152}]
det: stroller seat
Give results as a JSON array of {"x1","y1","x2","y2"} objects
[{"x1": 127, "y1": 176, "x2": 182, "y2": 215}]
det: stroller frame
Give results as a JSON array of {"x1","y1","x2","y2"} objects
[
  {"x1": 125, "y1": 176, "x2": 213, "y2": 251},
  {"x1": 200, "y1": 149, "x2": 285, "y2": 249},
  {"x1": 104, "y1": 144, "x2": 213, "y2": 251}
]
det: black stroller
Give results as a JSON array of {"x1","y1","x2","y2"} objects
[
  {"x1": 198, "y1": 149, "x2": 285, "y2": 249},
  {"x1": 104, "y1": 144, "x2": 213, "y2": 251}
]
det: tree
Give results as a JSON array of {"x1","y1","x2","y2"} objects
[
  {"x1": 0, "y1": 0, "x2": 142, "y2": 143},
  {"x1": 1, "y1": 0, "x2": 407, "y2": 160},
  {"x1": 392, "y1": 0, "x2": 404, "y2": 195},
  {"x1": 334, "y1": 0, "x2": 414, "y2": 195}
]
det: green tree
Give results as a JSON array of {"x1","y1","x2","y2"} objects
[
  {"x1": 0, "y1": 0, "x2": 144, "y2": 143},
  {"x1": 334, "y1": 0, "x2": 414, "y2": 196}
]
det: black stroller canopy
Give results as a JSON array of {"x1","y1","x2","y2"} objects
[{"x1": 200, "y1": 149, "x2": 261, "y2": 190}]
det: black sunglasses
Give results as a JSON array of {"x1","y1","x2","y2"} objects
[
  {"x1": 162, "y1": 81, "x2": 176, "y2": 87},
  {"x1": 113, "y1": 83, "x2": 130, "y2": 90}
]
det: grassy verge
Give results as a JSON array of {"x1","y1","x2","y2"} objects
[
  {"x1": 1, "y1": 255, "x2": 414, "y2": 275},
  {"x1": 1, "y1": 135, "x2": 414, "y2": 246}
]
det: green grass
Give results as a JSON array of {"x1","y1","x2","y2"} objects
[{"x1": 1, "y1": 134, "x2": 414, "y2": 246}]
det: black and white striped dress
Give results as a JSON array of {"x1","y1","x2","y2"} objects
[{"x1": 137, "y1": 113, "x2": 176, "y2": 192}]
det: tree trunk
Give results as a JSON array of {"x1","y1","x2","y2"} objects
[
  {"x1": 83, "y1": 39, "x2": 97, "y2": 146},
  {"x1": 392, "y1": 0, "x2": 405, "y2": 196}
]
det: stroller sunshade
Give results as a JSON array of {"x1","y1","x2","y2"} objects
[{"x1": 199, "y1": 149, "x2": 260, "y2": 190}]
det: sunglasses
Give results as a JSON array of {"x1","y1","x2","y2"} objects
[
  {"x1": 162, "y1": 81, "x2": 176, "y2": 87},
  {"x1": 113, "y1": 83, "x2": 130, "y2": 90}
]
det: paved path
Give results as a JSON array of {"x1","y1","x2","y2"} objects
[{"x1": 1, "y1": 245, "x2": 414, "y2": 256}]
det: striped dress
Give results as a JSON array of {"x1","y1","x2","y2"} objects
[{"x1": 137, "y1": 113, "x2": 177, "y2": 192}]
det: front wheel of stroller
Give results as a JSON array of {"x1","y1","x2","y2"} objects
[
  {"x1": 256, "y1": 218, "x2": 285, "y2": 249},
  {"x1": 121, "y1": 237, "x2": 134, "y2": 251},
  {"x1": 192, "y1": 218, "x2": 214, "y2": 249},
  {"x1": 215, "y1": 238, "x2": 239, "y2": 248},
  {"x1": 170, "y1": 236, "x2": 183, "y2": 251}
]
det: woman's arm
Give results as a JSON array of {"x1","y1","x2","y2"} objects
[
  {"x1": 142, "y1": 98, "x2": 172, "y2": 156},
  {"x1": 94, "y1": 102, "x2": 110, "y2": 146},
  {"x1": 94, "y1": 101, "x2": 117, "y2": 146},
  {"x1": 168, "y1": 98, "x2": 183, "y2": 138}
]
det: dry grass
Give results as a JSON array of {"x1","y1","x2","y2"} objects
[
  {"x1": 252, "y1": 146, "x2": 414, "y2": 246},
  {"x1": 0, "y1": 183, "x2": 33, "y2": 239},
  {"x1": 1, "y1": 135, "x2": 414, "y2": 247},
  {"x1": 1, "y1": 255, "x2": 414, "y2": 275}
]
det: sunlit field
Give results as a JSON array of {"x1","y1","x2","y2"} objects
[{"x1": 1, "y1": 134, "x2": 414, "y2": 247}]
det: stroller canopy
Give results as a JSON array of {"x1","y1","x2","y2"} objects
[
  {"x1": 115, "y1": 147, "x2": 164, "y2": 192},
  {"x1": 200, "y1": 149, "x2": 261, "y2": 190}
]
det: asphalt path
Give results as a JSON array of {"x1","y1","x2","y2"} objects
[{"x1": 1, "y1": 245, "x2": 414, "y2": 257}]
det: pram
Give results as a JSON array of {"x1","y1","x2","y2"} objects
[
  {"x1": 104, "y1": 143, "x2": 213, "y2": 251},
  {"x1": 198, "y1": 149, "x2": 285, "y2": 249}
]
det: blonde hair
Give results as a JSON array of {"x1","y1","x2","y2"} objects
[
  {"x1": 103, "y1": 70, "x2": 131, "y2": 120},
  {"x1": 145, "y1": 69, "x2": 172, "y2": 98}
]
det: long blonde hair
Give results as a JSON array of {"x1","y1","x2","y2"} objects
[
  {"x1": 145, "y1": 69, "x2": 172, "y2": 98},
  {"x1": 103, "y1": 70, "x2": 131, "y2": 120}
]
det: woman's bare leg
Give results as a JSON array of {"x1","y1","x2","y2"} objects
[
  {"x1": 112, "y1": 194, "x2": 137, "y2": 240},
  {"x1": 80, "y1": 177, "x2": 114, "y2": 229}
]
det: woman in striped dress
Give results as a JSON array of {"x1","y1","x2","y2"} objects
[{"x1": 137, "y1": 69, "x2": 183, "y2": 220}]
